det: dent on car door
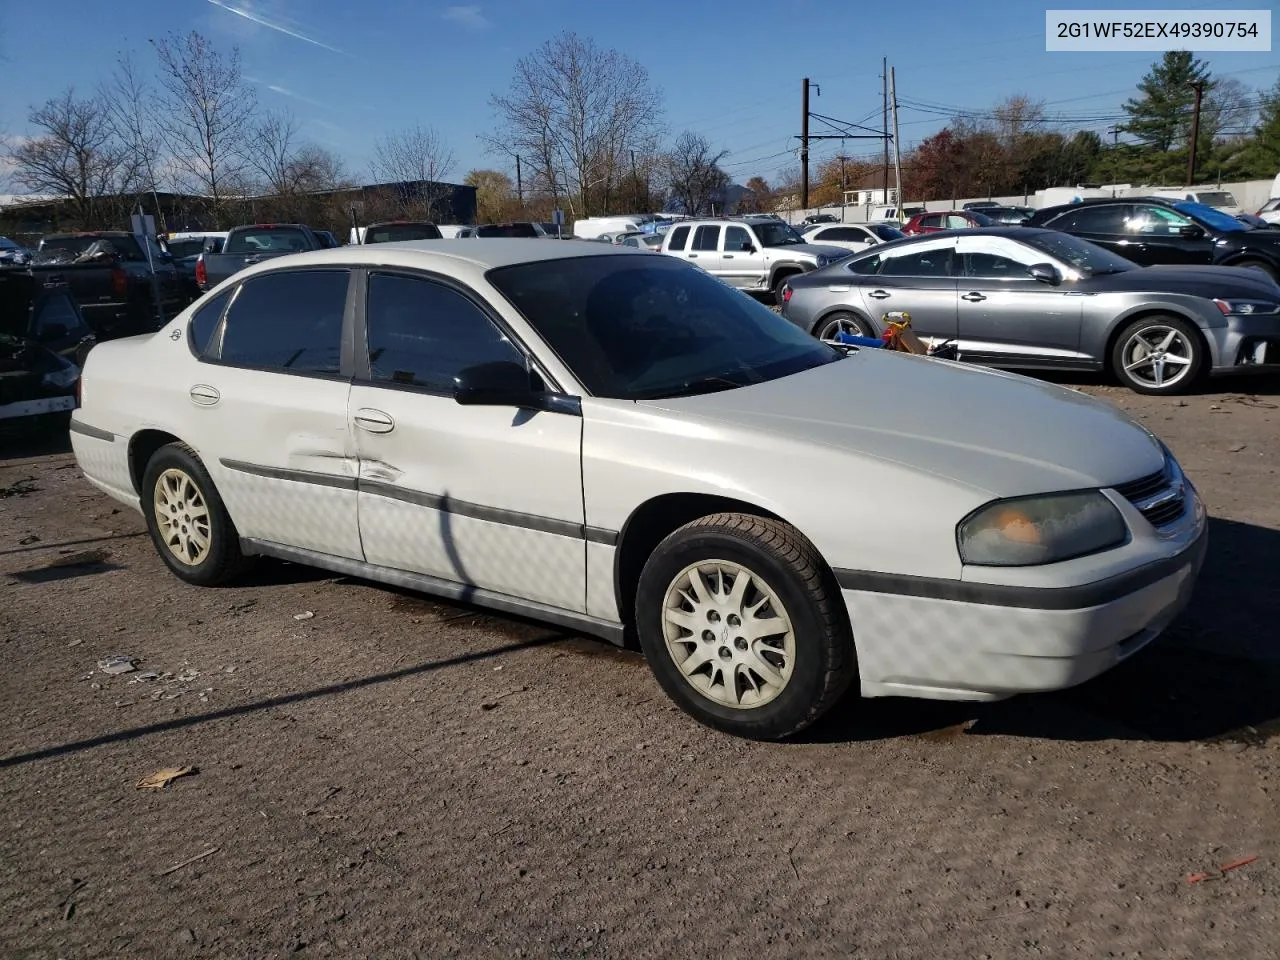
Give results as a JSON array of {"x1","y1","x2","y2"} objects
[
  {"x1": 191, "y1": 268, "x2": 363, "y2": 560},
  {"x1": 954, "y1": 237, "x2": 1084, "y2": 365},
  {"x1": 860, "y1": 240, "x2": 959, "y2": 342},
  {"x1": 349, "y1": 270, "x2": 587, "y2": 612}
]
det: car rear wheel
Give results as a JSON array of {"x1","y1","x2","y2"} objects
[
  {"x1": 1235, "y1": 259, "x2": 1278, "y2": 282},
  {"x1": 1110, "y1": 315, "x2": 1203, "y2": 395},
  {"x1": 635, "y1": 513, "x2": 857, "y2": 740},
  {"x1": 814, "y1": 312, "x2": 874, "y2": 343},
  {"x1": 142, "y1": 442, "x2": 251, "y2": 586}
]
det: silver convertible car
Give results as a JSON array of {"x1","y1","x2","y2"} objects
[
  {"x1": 778, "y1": 227, "x2": 1280, "y2": 394},
  {"x1": 70, "y1": 240, "x2": 1206, "y2": 740}
]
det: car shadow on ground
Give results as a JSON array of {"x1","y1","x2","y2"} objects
[
  {"x1": 806, "y1": 516, "x2": 1280, "y2": 746},
  {"x1": 0, "y1": 424, "x2": 73, "y2": 461}
]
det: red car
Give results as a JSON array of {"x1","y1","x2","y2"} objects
[{"x1": 901, "y1": 210, "x2": 993, "y2": 235}]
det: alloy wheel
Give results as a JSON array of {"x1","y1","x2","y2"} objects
[
  {"x1": 153, "y1": 467, "x2": 212, "y2": 566},
  {"x1": 1120, "y1": 325, "x2": 1194, "y2": 389}
]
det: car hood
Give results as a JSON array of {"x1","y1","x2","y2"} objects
[
  {"x1": 764, "y1": 242, "x2": 850, "y2": 261},
  {"x1": 1084, "y1": 264, "x2": 1280, "y2": 298},
  {"x1": 645, "y1": 351, "x2": 1164, "y2": 498}
]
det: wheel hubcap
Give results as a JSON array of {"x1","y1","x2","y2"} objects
[
  {"x1": 153, "y1": 468, "x2": 211, "y2": 566},
  {"x1": 1121, "y1": 325, "x2": 1193, "y2": 388},
  {"x1": 820, "y1": 317, "x2": 864, "y2": 344},
  {"x1": 660, "y1": 560, "x2": 796, "y2": 710}
]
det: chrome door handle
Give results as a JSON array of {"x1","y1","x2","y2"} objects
[
  {"x1": 961, "y1": 292, "x2": 987, "y2": 302},
  {"x1": 868, "y1": 290, "x2": 890, "y2": 299},
  {"x1": 353, "y1": 408, "x2": 395, "y2": 434},
  {"x1": 189, "y1": 384, "x2": 220, "y2": 405},
  {"x1": 688, "y1": 254, "x2": 698, "y2": 258},
  {"x1": 724, "y1": 254, "x2": 735, "y2": 259}
]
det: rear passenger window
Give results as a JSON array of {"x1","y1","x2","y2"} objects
[
  {"x1": 880, "y1": 249, "x2": 951, "y2": 276},
  {"x1": 188, "y1": 288, "x2": 232, "y2": 357},
  {"x1": 364, "y1": 273, "x2": 524, "y2": 393},
  {"x1": 215, "y1": 270, "x2": 349, "y2": 374},
  {"x1": 692, "y1": 225, "x2": 720, "y2": 251},
  {"x1": 667, "y1": 226, "x2": 690, "y2": 251}
]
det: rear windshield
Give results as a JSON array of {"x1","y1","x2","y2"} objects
[
  {"x1": 365, "y1": 223, "x2": 443, "y2": 243},
  {"x1": 475, "y1": 223, "x2": 539, "y2": 238},
  {"x1": 1194, "y1": 192, "x2": 1236, "y2": 208},
  {"x1": 38, "y1": 235, "x2": 145, "y2": 262},
  {"x1": 166, "y1": 239, "x2": 210, "y2": 258},
  {"x1": 224, "y1": 228, "x2": 312, "y2": 254}
]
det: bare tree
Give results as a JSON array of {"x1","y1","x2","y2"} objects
[
  {"x1": 8, "y1": 88, "x2": 128, "y2": 226},
  {"x1": 369, "y1": 123, "x2": 455, "y2": 218},
  {"x1": 150, "y1": 31, "x2": 257, "y2": 219},
  {"x1": 248, "y1": 110, "x2": 302, "y2": 197},
  {"x1": 660, "y1": 132, "x2": 729, "y2": 217},
  {"x1": 100, "y1": 52, "x2": 166, "y2": 220},
  {"x1": 1205, "y1": 77, "x2": 1257, "y2": 140},
  {"x1": 290, "y1": 144, "x2": 350, "y2": 194},
  {"x1": 488, "y1": 31, "x2": 664, "y2": 217}
]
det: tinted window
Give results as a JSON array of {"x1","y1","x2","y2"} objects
[
  {"x1": 1049, "y1": 205, "x2": 1128, "y2": 234},
  {"x1": 963, "y1": 252, "x2": 1032, "y2": 279},
  {"x1": 475, "y1": 223, "x2": 539, "y2": 238},
  {"x1": 365, "y1": 273, "x2": 523, "y2": 392},
  {"x1": 188, "y1": 288, "x2": 233, "y2": 356},
  {"x1": 217, "y1": 270, "x2": 348, "y2": 373},
  {"x1": 364, "y1": 223, "x2": 444, "y2": 243},
  {"x1": 692, "y1": 225, "x2": 721, "y2": 251},
  {"x1": 487, "y1": 256, "x2": 839, "y2": 401},
  {"x1": 38, "y1": 235, "x2": 145, "y2": 262},
  {"x1": 880, "y1": 248, "x2": 951, "y2": 276},
  {"x1": 667, "y1": 226, "x2": 690, "y2": 251},
  {"x1": 224, "y1": 228, "x2": 313, "y2": 254},
  {"x1": 920, "y1": 215, "x2": 943, "y2": 228},
  {"x1": 870, "y1": 224, "x2": 905, "y2": 241},
  {"x1": 818, "y1": 228, "x2": 861, "y2": 242},
  {"x1": 724, "y1": 226, "x2": 752, "y2": 251},
  {"x1": 846, "y1": 254, "x2": 881, "y2": 275}
]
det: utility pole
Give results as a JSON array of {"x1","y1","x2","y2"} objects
[
  {"x1": 1107, "y1": 126, "x2": 1122, "y2": 195},
  {"x1": 890, "y1": 66, "x2": 904, "y2": 220},
  {"x1": 801, "y1": 78, "x2": 810, "y2": 210},
  {"x1": 1186, "y1": 81, "x2": 1205, "y2": 186},
  {"x1": 882, "y1": 57, "x2": 889, "y2": 206},
  {"x1": 515, "y1": 155, "x2": 523, "y2": 203}
]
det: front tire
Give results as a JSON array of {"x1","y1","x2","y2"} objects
[
  {"x1": 141, "y1": 442, "x2": 251, "y2": 586},
  {"x1": 635, "y1": 513, "x2": 857, "y2": 740},
  {"x1": 1110, "y1": 315, "x2": 1204, "y2": 395},
  {"x1": 813, "y1": 311, "x2": 874, "y2": 343}
]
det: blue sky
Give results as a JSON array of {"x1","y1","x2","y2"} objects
[{"x1": 2, "y1": 0, "x2": 1276, "y2": 189}]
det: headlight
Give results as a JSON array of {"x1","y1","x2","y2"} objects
[
  {"x1": 1214, "y1": 299, "x2": 1280, "y2": 316},
  {"x1": 957, "y1": 491, "x2": 1127, "y2": 566}
]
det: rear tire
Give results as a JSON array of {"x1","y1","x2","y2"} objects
[
  {"x1": 1109, "y1": 314, "x2": 1204, "y2": 395},
  {"x1": 813, "y1": 311, "x2": 874, "y2": 343},
  {"x1": 141, "y1": 442, "x2": 252, "y2": 586},
  {"x1": 635, "y1": 513, "x2": 857, "y2": 741}
]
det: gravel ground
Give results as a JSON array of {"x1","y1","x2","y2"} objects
[{"x1": 1, "y1": 375, "x2": 1277, "y2": 960}]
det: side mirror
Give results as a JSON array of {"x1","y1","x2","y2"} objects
[
  {"x1": 1028, "y1": 263, "x2": 1061, "y2": 286},
  {"x1": 1179, "y1": 224, "x2": 1205, "y2": 239},
  {"x1": 454, "y1": 360, "x2": 545, "y2": 408}
]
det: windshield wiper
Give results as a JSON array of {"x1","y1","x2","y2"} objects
[{"x1": 634, "y1": 375, "x2": 747, "y2": 400}]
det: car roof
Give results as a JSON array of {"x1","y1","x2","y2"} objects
[
  {"x1": 856, "y1": 226, "x2": 1054, "y2": 248},
  {"x1": 233, "y1": 238, "x2": 644, "y2": 273}
]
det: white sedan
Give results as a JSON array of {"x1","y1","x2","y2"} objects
[
  {"x1": 70, "y1": 240, "x2": 1207, "y2": 739},
  {"x1": 800, "y1": 222, "x2": 905, "y2": 253}
]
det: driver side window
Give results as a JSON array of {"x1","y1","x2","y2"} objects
[
  {"x1": 723, "y1": 226, "x2": 752, "y2": 252},
  {"x1": 1127, "y1": 205, "x2": 1191, "y2": 235},
  {"x1": 879, "y1": 248, "x2": 952, "y2": 277},
  {"x1": 365, "y1": 273, "x2": 525, "y2": 393}
]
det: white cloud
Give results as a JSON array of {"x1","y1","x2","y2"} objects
[{"x1": 441, "y1": 5, "x2": 489, "y2": 29}]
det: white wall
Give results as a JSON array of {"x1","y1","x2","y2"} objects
[{"x1": 784, "y1": 177, "x2": 1277, "y2": 224}]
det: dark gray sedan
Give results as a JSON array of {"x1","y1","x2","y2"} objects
[{"x1": 779, "y1": 227, "x2": 1280, "y2": 394}]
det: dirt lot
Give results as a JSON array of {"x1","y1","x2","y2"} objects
[{"x1": 2, "y1": 375, "x2": 1278, "y2": 960}]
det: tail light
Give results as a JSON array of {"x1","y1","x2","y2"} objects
[
  {"x1": 195, "y1": 256, "x2": 207, "y2": 288},
  {"x1": 781, "y1": 285, "x2": 792, "y2": 303},
  {"x1": 110, "y1": 266, "x2": 128, "y2": 298}
]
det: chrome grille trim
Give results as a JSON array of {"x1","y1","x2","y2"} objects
[{"x1": 1114, "y1": 457, "x2": 1186, "y2": 529}]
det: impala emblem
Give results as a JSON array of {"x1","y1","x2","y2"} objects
[{"x1": 169, "y1": 329, "x2": 182, "y2": 341}]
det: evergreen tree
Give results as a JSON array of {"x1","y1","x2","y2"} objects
[{"x1": 1122, "y1": 51, "x2": 1212, "y2": 153}]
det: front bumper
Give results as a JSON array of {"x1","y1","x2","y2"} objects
[
  {"x1": 1206, "y1": 313, "x2": 1280, "y2": 373},
  {"x1": 843, "y1": 502, "x2": 1208, "y2": 702}
]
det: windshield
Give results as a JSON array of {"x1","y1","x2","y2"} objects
[
  {"x1": 365, "y1": 223, "x2": 443, "y2": 243},
  {"x1": 752, "y1": 222, "x2": 805, "y2": 246},
  {"x1": 476, "y1": 223, "x2": 540, "y2": 238},
  {"x1": 1174, "y1": 201, "x2": 1247, "y2": 232},
  {"x1": 487, "y1": 255, "x2": 840, "y2": 400},
  {"x1": 225, "y1": 227, "x2": 312, "y2": 254},
  {"x1": 870, "y1": 224, "x2": 905, "y2": 241},
  {"x1": 1022, "y1": 231, "x2": 1137, "y2": 276}
]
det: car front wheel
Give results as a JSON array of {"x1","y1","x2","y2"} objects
[
  {"x1": 141, "y1": 442, "x2": 251, "y2": 586},
  {"x1": 635, "y1": 513, "x2": 857, "y2": 740},
  {"x1": 1110, "y1": 315, "x2": 1204, "y2": 394}
]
